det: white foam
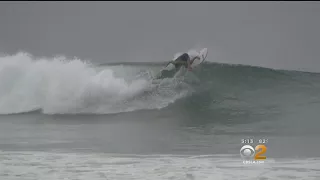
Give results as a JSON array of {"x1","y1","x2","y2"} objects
[
  {"x1": 0, "y1": 151, "x2": 319, "y2": 180},
  {"x1": 0, "y1": 52, "x2": 189, "y2": 114}
]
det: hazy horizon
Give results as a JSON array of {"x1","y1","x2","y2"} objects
[{"x1": 1, "y1": 2, "x2": 320, "y2": 72}]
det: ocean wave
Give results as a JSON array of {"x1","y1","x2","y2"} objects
[{"x1": 1, "y1": 52, "x2": 319, "y2": 116}]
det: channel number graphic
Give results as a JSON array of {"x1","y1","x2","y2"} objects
[{"x1": 240, "y1": 144, "x2": 267, "y2": 160}]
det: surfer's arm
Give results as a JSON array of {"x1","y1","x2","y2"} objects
[
  {"x1": 189, "y1": 56, "x2": 200, "y2": 64},
  {"x1": 187, "y1": 56, "x2": 200, "y2": 70}
]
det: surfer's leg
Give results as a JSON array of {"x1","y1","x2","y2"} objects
[{"x1": 170, "y1": 61, "x2": 180, "y2": 69}]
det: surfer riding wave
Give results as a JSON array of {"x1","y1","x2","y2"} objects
[
  {"x1": 170, "y1": 52, "x2": 200, "y2": 71},
  {"x1": 155, "y1": 50, "x2": 201, "y2": 79}
]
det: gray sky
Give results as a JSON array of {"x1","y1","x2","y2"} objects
[{"x1": 1, "y1": 2, "x2": 320, "y2": 72}]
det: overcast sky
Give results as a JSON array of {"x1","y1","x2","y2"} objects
[{"x1": 1, "y1": 2, "x2": 320, "y2": 72}]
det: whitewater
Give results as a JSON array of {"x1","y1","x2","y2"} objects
[{"x1": 0, "y1": 52, "x2": 190, "y2": 115}]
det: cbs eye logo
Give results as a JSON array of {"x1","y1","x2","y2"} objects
[{"x1": 240, "y1": 144, "x2": 267, "y2": 160}]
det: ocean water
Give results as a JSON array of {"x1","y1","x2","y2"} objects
[{"x1": 1, "y1": 52, "x2": 320, "y2": 179}]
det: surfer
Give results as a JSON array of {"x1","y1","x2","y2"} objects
[
  {"x1": 170, "y1": 52, "x2": 201, "y2": 71},
  {"x1": 154, "y1": 50, "x2": 202, "y2": 79}
]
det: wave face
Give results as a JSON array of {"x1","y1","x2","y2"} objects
[{"x1": 1, "y1": 52, "x2": 320, "y2": 115}]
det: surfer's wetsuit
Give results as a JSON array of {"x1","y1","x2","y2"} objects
[
  {"x1": 171, "y1": 53, "x2": 190, "y2": 69},
  {"x1": 156, "y1": 53, "x2": 189, "y2": 79},
  {"x1": 155, "y1": 53, "x2": 195, "y2": 79}
]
